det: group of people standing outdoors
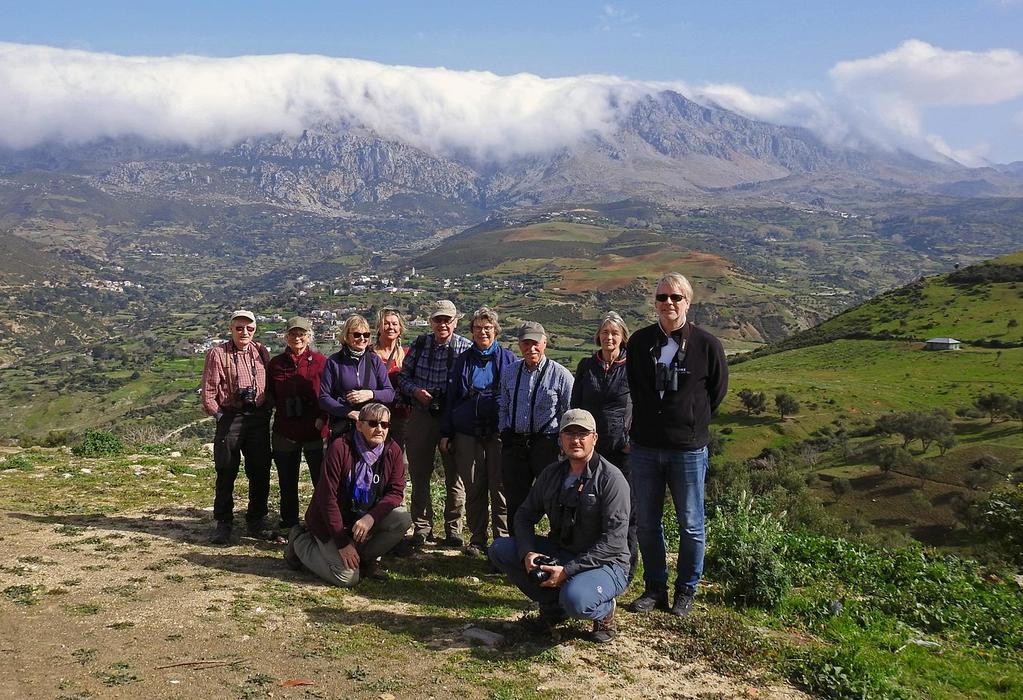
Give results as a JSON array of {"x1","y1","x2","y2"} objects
[{"x1": 200, "y1": 272, "x2": 728, "y2": 642}]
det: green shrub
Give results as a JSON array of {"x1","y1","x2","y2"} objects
[
  {"x1": 788, "y1": 646, "x2": 904, "y2": 700},
  {"x1": 71, "y1": 430, "x2": 125, "y2": 457},
  {"x1": 971, "y1": 485, "x2": 1023, "y2": 563},
  {"x1": 705, "y1": 493, "x2": 791, "y2": 609},
  {"x1": 2, "y1": 454, "x2": 34, "y2": 471}
]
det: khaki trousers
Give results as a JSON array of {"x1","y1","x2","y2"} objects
[
  {"x1": 405, "y1": 407, "x2": 464, "y2": 538},
  {"x1": 292, "y1": 508, "x2": 411, "y2": 587},
  {"x1": 452, "y1": 432, "x2": 507, "y2": 548}
]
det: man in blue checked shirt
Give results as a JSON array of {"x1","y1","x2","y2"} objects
[
  {"x1": 395, "y1": 300, "x2": 472, "y2": 550},
  {"x1": 498, "y1": 321, "x2": 574, "y2": 533}
]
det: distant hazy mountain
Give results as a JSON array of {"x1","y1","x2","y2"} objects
[{"x1": 2, "y1": 90, "x2": 1022, "y2": 219}]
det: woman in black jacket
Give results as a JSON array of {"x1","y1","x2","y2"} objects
[{"x1": 571, "y1": 311, "x2": 637, "y2": 579}]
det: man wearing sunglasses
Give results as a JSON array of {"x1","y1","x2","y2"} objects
[
  {"x1": 395, "y1": 300, "x2": 472, "y2": 551},
  {"x1": 625, "y1": 273, "x2": 728, "y2": 618},
  {"x1": 200, "y1": 309, "x2": 274, "y2": 544},
  {"x1": 489, "y1": 409, "x2": 630, "y2": 644},
  {"x1": 285, "y1": 403, "x2": 411, "y2": 586}
]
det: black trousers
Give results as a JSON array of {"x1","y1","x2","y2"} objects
[
  {"x1": 272, "y1": 435, "x2": 324, "y2": 528},
  {"x1": 501, "y1": 433, "x2": 560, "y2": 535},
  {"x1": 213, "y1": 411, "x2": 271, "y2": 524}
]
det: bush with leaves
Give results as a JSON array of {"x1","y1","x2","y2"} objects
[
  {"x1": 71, "y1": 430, "x2": 125, "y2": 457},
  {"x1": 787, "y1": 646, "x2": 904, "y2": 700},
  {"x1": 970, "y1": 485, "x2": 1023, "y2": 564},
  {"x1": 705, "y1": 493, "x2": 791, "y2": 609}
]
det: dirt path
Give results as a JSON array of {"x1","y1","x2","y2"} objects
[{"x1": 0, "y1": 507, "x2": 808, "y2": 699}]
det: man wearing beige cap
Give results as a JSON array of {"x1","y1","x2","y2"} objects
[
  {"x1": 489, "y1": 409, "x2": 630, "y2": 644},
  {"x1": 201, "y1": 309, "x2": 274, "y2": 544},
  {"x1": 498, "y1": 321, "x2": 573, "y2": 532},
  {"x1": 395, "y1": 300, "x2": 472, "y2": 550}
]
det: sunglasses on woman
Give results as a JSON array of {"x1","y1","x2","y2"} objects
[
  {"x1": 365, "y1": 419, "x2": 390, "y2": 429},
  {"x1": 350, "y1": 332, "x2": 372, "y2": 340},
  {"x1": 655, "y1": 293, "x2": 686, "y2": 303}
]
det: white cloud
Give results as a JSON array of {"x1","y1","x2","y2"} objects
[
  {"x1": 830, "y1": 39, "x2": 1023, "y2": 106},
  {"x1": 825, "y1": 40, "x2": 1023, "y2": 164},
  {"x1": 0, "y1": 40, "x2": 1018, "y2": 167},
  {"x1": 598, "y1": 4, "x2": 640, "y2": 33},
  {"x1": 0, "y1": 42, "x2": 661, "y2": 161}
]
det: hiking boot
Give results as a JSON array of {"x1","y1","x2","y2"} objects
[
  {"x1": 520, "y1": 605, "x2": 566, "y2": 636},
  {"x1": 439, "y1": 535, "x2": 464, "y2": 548},
  {"x1": 393, "y1": 532, "x2": 427, "y2": 557},
  {"x1": 360, "y1": 560, "x2": 390, "y2": 582},
  {"x1": 244, "y1": 515, "x2": 284, "y2": 544},
  {"x1": 210, "y1": 521, "x2": 232, "y2": 545},
  {"x1": 671, "y1": 591, "x2": 695, "y2": 618},
  {"x1": 592, "y1": 600, "x2": 617, "y2": 643},
  {"x1": 627, "y1": 588, "x2": 668, "y2": 613},
  {"x1": 464, "y1": 544, "x2": 486, "y2": 558}
]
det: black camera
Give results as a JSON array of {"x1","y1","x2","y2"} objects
[
  {"x1": 529, "y1": 555, "x2": 560, "y2": 583},
  {"x1": 428, "y1": 392, "x2": 446, "y2": 418},
  {"x1": 284, "y1": 395, "x2": 305, "y2": 418},
  {"x1": 237, "y1": 386, "x2": 258, "y2": 408}
]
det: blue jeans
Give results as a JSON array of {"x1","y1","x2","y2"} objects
[
  {"x1": 630, "y1": 444, "x2": 708, "y2": 595},
  {"x1": 489, "y1": 536, "x2": 627, "y2": 621}
]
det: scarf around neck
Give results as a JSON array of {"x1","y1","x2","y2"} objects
[{"x1": 349, "y1": 430, "x2": 385, "y2": 508}]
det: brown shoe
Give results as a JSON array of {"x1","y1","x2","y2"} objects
[
  {"x1": 592, "y1": 599, "x2": 617, "y2": 643},
  {"x1": 360, "y1": 560, "x2": 390, "y2": 582}
]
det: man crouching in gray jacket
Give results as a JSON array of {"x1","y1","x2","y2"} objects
[{"x1": 488, "y1": 409, "x2": 630, "y2": 643}]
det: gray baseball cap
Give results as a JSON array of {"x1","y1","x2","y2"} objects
[
  {"x1": 231, "y1": 309, "x2": 256, "y2": 322},
  {"x1": 559, "y1": 409, "x2": 597, "y2": 433},
  {"x1": 517, "y1": 321, "x2": 547, "y2": 342},
  {"x1": 429, "y1": 300, "x2": 459, "y2": 319}
]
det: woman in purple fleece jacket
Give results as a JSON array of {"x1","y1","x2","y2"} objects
[{"x1": 319, "y1": 315, "x2": 395, "y2": 436}]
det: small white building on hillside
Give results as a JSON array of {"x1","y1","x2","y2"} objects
[{"x1": 924, "y1": 337, "x2": 961, "y2": 351}]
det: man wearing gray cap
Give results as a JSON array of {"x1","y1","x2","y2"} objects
[
  {"x1": 498, "y1": 321, "x2": 574, "y2": 532},
  {"x1": 200, "y1": 309, "x2": 274, "y2": 544},
  {"x1": 489, "y1": 409, "x2": 630, "y2": 643},
  {"x1": 395, "y1": 300, "x2": 472, "y2": 549}
]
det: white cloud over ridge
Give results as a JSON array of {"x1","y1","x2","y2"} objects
[{"x1": 0, "y1": 40, "x2": 1020, "y2": 166}]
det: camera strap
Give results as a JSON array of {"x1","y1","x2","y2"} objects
[{"x1": 511, "y1": 358, "x2": 551, "y2": 435}]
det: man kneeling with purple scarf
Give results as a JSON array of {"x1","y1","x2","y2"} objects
[{"x1": 285, "y1": 403, "x2": 411, "y2": 585}]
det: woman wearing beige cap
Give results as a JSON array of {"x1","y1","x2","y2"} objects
[{"x1": 268, "y1": 316, "x2": 329, "y2": 531}]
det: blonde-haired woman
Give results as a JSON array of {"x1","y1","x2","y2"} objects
[
  {"x1": 372, "y1": 308, "x2": 410, "y2": 448},
  {"x1": 319, "y1": 315, "x2": 395, "y2": 439}
]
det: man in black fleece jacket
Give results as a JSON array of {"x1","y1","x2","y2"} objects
[{"x1": 625, "y1": 272, "x2": 728, "y2": 618}]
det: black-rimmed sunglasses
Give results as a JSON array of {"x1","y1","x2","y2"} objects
[
  {"x1": 365, "y1": 419, "x2": 390, "y2": 429},
  {"x1": 655, "y1": 293, "x2": 686, "y2": 303},
  {"x1": 350, "y1": 332, "x2": 372, "y2": 340}
]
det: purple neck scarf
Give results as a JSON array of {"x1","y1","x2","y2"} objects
[{"x1": 349, "y1": 430, "x2": 385, "y2": 507}]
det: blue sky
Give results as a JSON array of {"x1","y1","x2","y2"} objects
[{"x1": 2, "y1": 0, "x2": 1022, "y2": 162}]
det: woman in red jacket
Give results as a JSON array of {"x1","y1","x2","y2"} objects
[{"x1": 268, "y1": 317, "x2": 328, "y2": 532}]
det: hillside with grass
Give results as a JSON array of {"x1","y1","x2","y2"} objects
[
  {"x1": 716, "y1": 252, "x2": 1023, "y2": 563},
  {"x1": 746, "y1": 251, "x2": 1023, "y2": 357}
]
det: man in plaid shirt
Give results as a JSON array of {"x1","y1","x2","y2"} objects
[{"x1": 395, "y1": 300, "x2": 472, "y2": 549}]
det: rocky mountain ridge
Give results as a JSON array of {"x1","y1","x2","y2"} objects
[{"x1": 6, "y1": 90, "x2": 1022, "y2": 220}]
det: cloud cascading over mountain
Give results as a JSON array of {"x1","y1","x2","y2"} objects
[{"x1": 1, "y1": 40, "x2": 1020, "y2": 165}]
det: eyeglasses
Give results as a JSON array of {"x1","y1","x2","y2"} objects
[
  {"x1": 350, "y1": 332, "x2": 372, "y2": 340},
  {"x1": 432, "y1": 316, "x2": 454, "y2": 325},
  {"x1": 561, "y1": 430, "x2": 593, "y2": 442},
  {"x1": 655, "y1": 293, "x2": 687, "y2": 303},
  {"x1": 365, "y1": 419, "x2": 390, "y2": 429},
  {"x1": 473, "y1": 325, "x2": 495, "y2": 333},
  {"x1": 287, "y1": 329, "x2": 309, "y2": 337},
  {"x1": 233, "y1": 325, "x2": 256, "y2": 333}
]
